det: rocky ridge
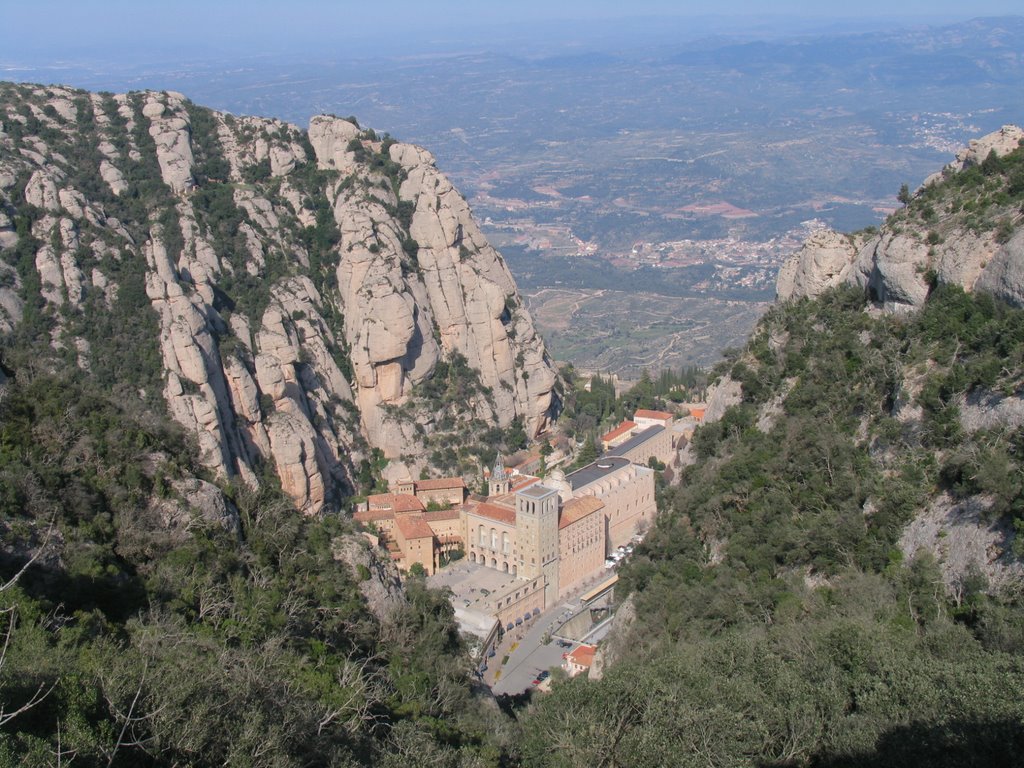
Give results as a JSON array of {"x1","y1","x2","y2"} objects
[
  {"x1": 777, "y1": 125, "x2": 1024, "y2": 312},
  {"x1": 0, "y1": 83, "x2": 559, "y2": 513},
  {"x1": 769, "y1": 127, "x2": 1024, "y2": 590}
]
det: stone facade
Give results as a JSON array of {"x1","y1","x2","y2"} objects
[
  {"x1": 557, "y1": 496, "x2": 606, "y2": 596},
  {"x1": 355, "y1": 451, "x2": 656, "y2": 617},
  {"x1": 600, "y1": 409, "x2": 678, "y2": 467},
  {"x1": 568, "y1": 457, "x2": 657, "y2": 553},
  {"x1": 394, "y1": 476, "x2": 467, "y2": 507}
]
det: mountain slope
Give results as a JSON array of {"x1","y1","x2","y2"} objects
[
  {"x1": 0, "y1": 83, "x2": 559, "y2": 513},
  {"x1": 513, "y1": 131, "x2": 1024, "y2": 767},
  {"x1": 777, "y1": 125, "x2": 1024, "y2": 312}
]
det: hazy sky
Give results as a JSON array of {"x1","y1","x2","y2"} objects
[{"x1": 3, "y1": 1, "x2": 1022, "y2": 62}]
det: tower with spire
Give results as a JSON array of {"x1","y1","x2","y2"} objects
[{"x1": 490, "y1": 455, "x2": 510, "y2": 496}]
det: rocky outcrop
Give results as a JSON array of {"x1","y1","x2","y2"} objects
[
  {"x1": 777, "y1": 125, "x2": 1024, "y2": 313},
  {"x1": 314, "y1": 126, "x2": 558, "y2": 470},
  {"x1": 900, "y1": 493, "x2": 1023, "y2": 592},
  {"x1": 923, "y1": 124, "x2": 1024, "y2": 186},
  {"x1": 775, "y1": 229, "x2": 859, "y2": 302},
  {"x1": 0, "y1": 84, "x2": 558, "y2": 514},
  {"x1": 333, "y1": 535, "x2": 404, "y2": 621},
  {"x1": 975, "y1": 228, "x2": 1024, "y2": 307},
  {"x1": 0, "y1": 262, "x2": 21, "y2": 334},
  {"x1": 142, "y1": 92, "x2": 195, "y2": 194},
  {"x1": 678, "y1": 374, "x2": 742, "y2": 467},
  {"x1": 702, "y1": 374, "x2": 742, "y2": 424},
  {"x1": 959, "y1": 388, "x2": 1024, "y2": 434},
  {"x1": 151, "y1": 477, "x2": 241, "y2": 539}
]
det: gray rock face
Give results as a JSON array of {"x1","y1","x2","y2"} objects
[
  {"x1": 959, "y1": 388, "x2": 1024, "y2": 434},
  {"x1": 333, "y1": 535, "x2": 404, "y2": 621},
  {"x1": 975, "y1": 228, "x2": 1024, "y2": 307},
  {"x1": 923, "y1": 124, "x2": 1024, "y2": 186},
  {"x1": 777, "y1": 125, "x2": 1024, "y2": 313},
  {"x1": 900, "y1": 493, "x2": 1023, "y2": 592},
  {"x1": 859, "y1": 232, "x2": 931, "y2": 313},
  {"x1": 0, "y1": 262, "x2": 21, "y2": 334},
  {"x1": 143, "y1": 92, "x2": 195, "y2": 194},
  {"x1": 0, "y1": 85, "x2": 558, "y2": 514},
  {"x1": 702, "y1": 374, "x2": 743, "y2": 424},
  {"x1": 776, "y1": 229, "x2": 858, "y2": 302}
]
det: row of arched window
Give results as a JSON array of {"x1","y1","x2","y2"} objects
[
  {"x1": 477, "y1": 524, "x2": 511, "y2": 554},
  {"x1": 467, "y1": 550, "x2": 518, "y2": 576}
]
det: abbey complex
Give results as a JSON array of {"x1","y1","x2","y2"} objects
[{"x1": 353, "y1": 408, "x2": 693, "y2": 628}]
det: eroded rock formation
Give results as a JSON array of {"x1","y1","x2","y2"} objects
[
  {"x1": 777, "y1": 125, "x2": 1024, "y2": 312},
  {"x1": 0, "y1": 84, "x2": 559, "y2": 513}
]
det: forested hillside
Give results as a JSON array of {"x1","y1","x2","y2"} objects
[
  {"x1": 0, "y1": 362, "x2": 518, "y2": 765},
  {"x1": 0, "y1": 82, "x2": 558, "y2": 515},
  {"x1": 518, "y1": 148, "x2": 1024, "y2": 764},
  {"x1": 0, "y1": 82, "x2": 532, "y2": 766},
  {"x1": 3, "y1": 85, "x2": 1024, "y2": 766}
]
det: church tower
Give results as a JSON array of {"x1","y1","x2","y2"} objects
[
  {"x1": 515, "y1": 484, "x2": 560, "y2": 606},
  {"x1": 490, "y1": 456, "x2": 510, "y2": 497}
]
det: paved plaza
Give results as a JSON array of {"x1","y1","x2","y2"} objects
[{"x1": 429, "y1": 560, "x2": 619, "y2": 695}]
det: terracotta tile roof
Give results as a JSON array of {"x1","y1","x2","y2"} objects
[
  {"x1": 367, "y1": 493, "x2": 425, "y2": 514},
  {"x1": 559, "y1": 496, "x2": 605, "y2": 529},
  {"x1": 634, "y1": 409, "x2": 673, "y2": 421},
  {"x1": 689, "y1": 407, "x2": 705, "y2": 421},
  {"x1": 468, "y1": 501, "x2": 517, "y2": 525},
  {"x1": 423, "y1": 508, "x2": 461, "y2": 522},
  {"x1": 354, "y1": 508, "x2": 394, "y2": 523},
  {"x1": 416, "y1": 477, "x2": 466, "y2": 491},
  {"x1": 395, "y1": 513, "x2": 435, "y2": 540},
  {"x1": 568, "y1": 644, "x2": 597, "y2": 667},
  {"x1": 510, "y1": 476, "x2": 540, "y2": 493},
  {"x1": 601, "y1": 421, "x2": 636, "y2": 444}
]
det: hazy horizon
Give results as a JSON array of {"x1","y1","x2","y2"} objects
[{"x1": 3, "y1": 2, "x2": 1023, "y2": 66}]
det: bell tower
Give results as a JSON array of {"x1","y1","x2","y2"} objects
[
  {"x1": 490, "y1": 456, "x2": 510, "y2": 497},
  {"x1": 515, "y1": 484, "x2": 560, "y2": 605}
]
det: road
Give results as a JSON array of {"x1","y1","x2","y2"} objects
[{"x1": 489, "y1": 589, "x2": 613, "y2": 695}]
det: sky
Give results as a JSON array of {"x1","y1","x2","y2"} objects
[{"x1": 3, "y1": 1, "x2": 1022, "y2": 63}]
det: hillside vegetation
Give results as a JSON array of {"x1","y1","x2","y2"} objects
[
  {"x1": 3, "y1": 88, "x2": 1024, "y2": 766},
  {"x1": 0, "y1": 82, "x2": 558, "y2": 515},
  {"x1": 520, "y1": 282, "x2": 1024, "y2": 767},
  {"x1": 0, "y1": 363, "x2": 517, "y2": 765}
]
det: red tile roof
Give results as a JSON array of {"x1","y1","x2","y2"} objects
[
  {"x1": 416, "y1": 477, "x2": 466, "y2": 491},
  {"x1": 634, "y1": 409, "x2": 673, "y2": 421},
  {"x1": 510, "y1": 476, "x2": 540, "y2": 493},
  {"x1": 468, "y1": 501, "x2": 517, "y2": 525},
  {"x1": 601, "y1": 421, "x2": 636, "y2": 444},
  {"x1": 559, "y1": 496, "x2": 605, "y2": 529},
  {"x1": 367, "y1": 493, "x2": 425, "y2": 514},
  {"x1": 568, "y1": 644, "x2": 597, "y2": 667},
  {"x1": 395, "y1": 513, "x2": 435, "y2": 540},
  {"x1": 689, "y1": 407, "x2": 705, "y2": 421},
  {"x1": 354, "y1": 508, "x2": 394, "y2": 524},
  {"x1": 423, "y1": 508, "x2": 461, "y2": 522}
]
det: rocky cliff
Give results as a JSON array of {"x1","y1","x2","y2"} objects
[
  {"x1": 765, "y1": 127, "x2": 1024, "y2": 589},
  {"x1": 777, "y1": 125, "x2": 1024, "y2": 311},
  {"x1": 0, "y1": 83, "x2": 559, "y2": 513}
]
